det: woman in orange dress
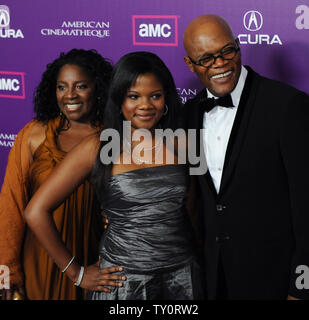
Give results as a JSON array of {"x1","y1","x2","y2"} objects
[
  {"x1": 0, "y1": 49, "x2": 124, "y2": 300},
  {"x1": 22, "y1": 52, "x2": 204, "y2": 300}
]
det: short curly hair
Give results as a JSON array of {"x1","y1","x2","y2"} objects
[{"x1": 34, "y1": 48, "x2": 113, "y2": 127}]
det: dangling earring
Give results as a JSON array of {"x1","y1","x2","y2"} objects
[
  {"x1": 163, "y1": 104, "x2": 168, "y2": 116},
  {"x1": 59, "y1": 111, "x2": 63, "y2": 118}
]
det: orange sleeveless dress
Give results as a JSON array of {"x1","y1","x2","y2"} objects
[{"x1": 22, "y1": 118, "x2": 101, "y2": 300}]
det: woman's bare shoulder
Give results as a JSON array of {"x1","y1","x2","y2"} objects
[
  {"x1": 79, "y1": 131, "x2": 101, "y2": 151},
  {"x1": 67, "y1": 131, "x2": 101, "y2": 165},
  {"x1": 28, "y1": 121, "x2": 47, "y2": 155}
]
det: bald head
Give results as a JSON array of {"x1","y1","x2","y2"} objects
[
  {"x1": 183, "y1": 14, "x2": 241, "y2": 97},
  {"x1": 183, "y1": 15, "x2": 235, "y2": 57}
]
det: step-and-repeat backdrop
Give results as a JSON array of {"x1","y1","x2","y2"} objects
[{"x1": 1, "y1": 0, "x2": 308, "y2": 185}]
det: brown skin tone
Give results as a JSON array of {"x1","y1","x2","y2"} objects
[
  {"x1": 23, "y1": 73, "x2": 187, "y2": 295},
  {"x1": 183, "y1": 15, "x2": 241, "y2": 97},
  {"x1": 101, "y1": 74, "x2": 165, "y2": 226},
  {"x1": 102, "y1": 74, "x2": 165, "y2": 226},
  {"x1": 24, "y1": 135, "x2": 125, "y2": 293},
  {"x1": 183, "y1": 14, "x2": 298, "y2": 300},
  {"x1": 113, "y1": 72, "x2": 179, "y2": 175},
  {"x1": 55, "y1": 64, "x2": 99, "y2": 152},
  {"x1": 22, "y1": 73, "x2": 170, "y2": 294},
  {"x1": 1, "y1": 64, "x2": 124, "y2": 300},
  {"x1": 122, "y1": 73, "x2": 165, "y2": 132},
  {"x1": 29, "y1": 64, "x2": 100, "y2": 156},
  {"x1": 56, "y1": 64, "x2": 96, "y2": 123}
]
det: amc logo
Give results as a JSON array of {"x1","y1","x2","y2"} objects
[
  {"x1": 132, "y1": 15, "x2": 179, "y2": 46},
  {"x1": 0, "y1": 71, "x2": 26, "y2": 99}
]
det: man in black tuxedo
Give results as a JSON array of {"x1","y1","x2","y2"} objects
[{"x1": 183, "y1": 14, "x2": 309, "y2": 299}]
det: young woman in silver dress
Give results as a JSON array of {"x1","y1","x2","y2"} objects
[{"x1": 24, "y1": 52, "x2": 204, "y2": 300}]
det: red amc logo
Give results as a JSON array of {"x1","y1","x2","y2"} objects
[
  {"x1": 132, "y1": 15, "x2": 179, "y2": 46},
  {"x1": 0, "y1": 71, "x2": 26, "y2": 99}
]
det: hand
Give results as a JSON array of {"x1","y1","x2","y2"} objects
[
  {"x1": 79, "y1": 261, "x2": 125, "y2": 293},
  {"x1": 101, "y1": 211, "x2": 109, "y2": 230},
  {"x1": 0, "y1": 285, "x2": 25, "y2": 300}
]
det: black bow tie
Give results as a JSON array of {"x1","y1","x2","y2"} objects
[{"x1": 200, "y1": 94, "x2": 234, "y2": 113}]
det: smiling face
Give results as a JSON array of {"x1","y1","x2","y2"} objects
[
  {"x1": 184, "y1": 16, "x2": 241, "y2": 97},
  {"x1": 121, "y1": 73, "x2": 165, "y2": 131},
  {"x1": 56, "y1": 64, "x2": 96, "y2": 123}
]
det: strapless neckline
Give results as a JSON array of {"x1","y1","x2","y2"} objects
[{"x1": 110, "y1": 164, "x2": 187, "y2": 179}]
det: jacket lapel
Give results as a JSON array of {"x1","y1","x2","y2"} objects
[
  {"x1": 218, "y1": 67, "x2": 259, "y2": 197},
  {"x1": 188, "y1": 89, "x2": 218, "y2": 197},
  {"x1": 187, "y1": 88, "x2": 206, "y2": 159}
]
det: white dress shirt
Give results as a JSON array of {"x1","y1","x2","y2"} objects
[{"x1": 203, "y1": 66, "x2": 248, "y2": 193}]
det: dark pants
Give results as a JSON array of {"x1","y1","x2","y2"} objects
[{"x1": 216, "y1": 254, "x2": 228, "y2": 300}]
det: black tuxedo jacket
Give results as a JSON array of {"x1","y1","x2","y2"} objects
[{"x1": 184, "y1": 66, "x2": 309, "y2": 299}]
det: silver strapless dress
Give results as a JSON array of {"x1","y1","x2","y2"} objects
[{"x1": 88, "y1": 165, "x2": 204, "y2": 300}]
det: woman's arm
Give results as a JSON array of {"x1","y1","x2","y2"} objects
[
  {"x1": 24, "y1": 135, "x2": 125, "y2": 292},
  {"x1": 0, "y1": 121, "x2": 40, "y2": 300}
]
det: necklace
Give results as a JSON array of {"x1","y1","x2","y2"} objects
[{"x1": 124, "y1": 138, "x2": 163, "y2": 164}]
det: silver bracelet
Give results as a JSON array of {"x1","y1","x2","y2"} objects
[
  {"x1": 62, "y1": 256, "x2": 75, "y2": 273},
  {"x1": 74, "y1": 266, "x2": 85, "y2": 287}
]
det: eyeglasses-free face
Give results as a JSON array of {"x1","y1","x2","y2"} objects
[
  {"x1": 121, "y1": 73, "x2": 165, "y2": 132},
  {"x1": 56, "y1": 64, "x2": 96, "y2": 123},
  {"x1": 187, "y1": 38, "x2": 240, "y2": 69}
]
